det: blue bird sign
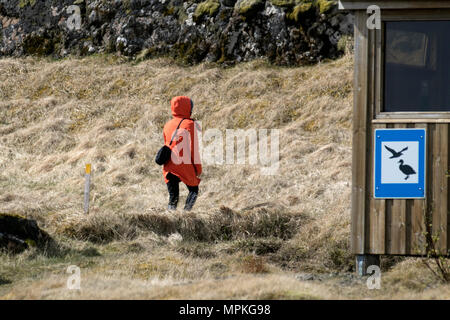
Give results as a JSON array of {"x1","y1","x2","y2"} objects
[{"x1": 374, "y1": 129, "x2": 426, "y2": 199}]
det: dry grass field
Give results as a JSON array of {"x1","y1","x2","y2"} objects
[{"x1": 0, "y1": 51, "x2": 449, "y2": 299}]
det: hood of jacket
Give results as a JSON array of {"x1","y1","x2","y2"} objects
[{"x1": 171, "y1": 96, "x2": 192, "y2": 118}]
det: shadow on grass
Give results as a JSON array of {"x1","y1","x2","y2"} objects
[
  {"x1": 0, "y1": 277, "x2": 12, "y2": 286},
  {"x1": 60, "y1": 206, "x2": 304, "y2": 244}
]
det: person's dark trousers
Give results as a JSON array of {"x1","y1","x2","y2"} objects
[{"x1": 166, "y1": 172, "x2": 199, "y2": 211}]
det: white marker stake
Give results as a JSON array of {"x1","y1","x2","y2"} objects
[{"x1": 84, "y1": 164, "x2": 91, "y2": 214}]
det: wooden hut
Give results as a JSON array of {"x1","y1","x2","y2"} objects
[{"x1": 339, "y1": 0, "x2": 450, "y2": 275}]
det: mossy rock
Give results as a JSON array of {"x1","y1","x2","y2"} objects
[
  {"x1": 221, "y1": 0, "x2": 237, "y2": 7},
  {"x1": 235, "y1": 0, "x2": 265, "y2": 17},
  {"x1": 269, "y1": 0, "x2": 296, "y2": 8},
  {"x1": 0, "y1": 213, "x2": 53, "y2": 253},
  {"x1": 18, "y1": 0, "x2": 36, "y2": 9},
  {"x1": 163, "y1": 0, "x2": 188, "y2": 22},
  {"x1": 22, "y1": 33, "x2": 60, "y2": 56},
  {"x1": 287, "y1": 1, "x2": 313, "y2": 22},
  {"x1": 286, "y1": 0, "x2": 336, "y2": 22},
  {"x1": 316, "y1": 0, "x2": 335, "y2": 14},
  {"x1": 194, "y1": 0, "x2": 221, "y2": 21},
  {"x1": 172, "y1": 39, "x2": 209, "y2": 65}
]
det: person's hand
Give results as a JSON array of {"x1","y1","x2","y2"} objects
[{"x1": 197, "y1": 173, "x2": 202, "y2": 179}]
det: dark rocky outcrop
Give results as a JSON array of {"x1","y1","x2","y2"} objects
[
  {"x1": 0, "y1": 0, "x2": 353, "y2": 65},
  {"x1": 0, "y1": 213, "x2": 53, "y2": 254}
]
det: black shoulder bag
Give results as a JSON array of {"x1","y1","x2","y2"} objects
[{"x1": 155, "y1": 118, "x2": 186, "y2": 166}]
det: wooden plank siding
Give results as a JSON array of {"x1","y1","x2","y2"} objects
[
  {"x1": 356, "y1": 123, "x2": 450, "y2": 255},
  {"x1": 351, "y1": 9, "x2": 450, "y2": 256},
  {"x1": 369, "y1": 123, "x2": 386, "y2": 254},
  {"x1": 431, "y1": 124, "x2": 448, "y2": 255},
  {"x1": 410, "y1": 123, "x2": 427, "y2": 255}
]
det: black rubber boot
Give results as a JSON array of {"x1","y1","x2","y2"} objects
[
  {"x1": 166, "y1": 173, "x2": 180, "y2": 210},
  {"x1": 184, "y1": 186, "x2": 199, "y2": 211}
]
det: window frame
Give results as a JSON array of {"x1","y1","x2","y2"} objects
[{"x1": 373, "y1": 10, "x2": 450, "y2": 122}]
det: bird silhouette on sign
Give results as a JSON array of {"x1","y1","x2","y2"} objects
[
  {"x1": 385, "y1": 145, "x2": 408, "y2": 159},
  {"x1": 398, "y1": 159, "x2": 416, "y2": 180}
]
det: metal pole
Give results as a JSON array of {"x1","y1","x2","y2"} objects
[{"x1": 84, "y1": 164, "x2": 91, "y2": 214}]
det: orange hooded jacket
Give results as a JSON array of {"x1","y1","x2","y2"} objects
[{"x1": 162, "y1": 96, "x2": 202, "y2": 187}]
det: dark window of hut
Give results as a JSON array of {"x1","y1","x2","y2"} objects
[{"x1": 384, "y1": 21, "x2": 450, "y2": 113}]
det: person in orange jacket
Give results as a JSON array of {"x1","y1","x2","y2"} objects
[{"x1": 162, "y1": 96, "x2": 202, "y2": 211}]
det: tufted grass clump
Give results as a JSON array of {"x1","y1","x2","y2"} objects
[{"x1": 240, "y1": 254, "x2": 269, "y2": 273}]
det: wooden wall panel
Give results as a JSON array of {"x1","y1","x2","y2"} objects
[
  {"x1": 389, "y1": 124, "x2": 408, "y2": 255},
  {"x1": 362, "y1": 122, "x2": 449, "y2": 255},
  {"x1": 410, "y1": 123, "x2": 427, "y2": 255},
  {"x1": 369, "y1": 124, "x2": 386, "y2": 254},
  {"x1": 448, "y1": 124, "x2": 450, "y2": 254}
]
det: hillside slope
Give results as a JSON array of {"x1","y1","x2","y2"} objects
[{"x1": 0, "y1": 53, "x2": 448, "y2": 299}]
